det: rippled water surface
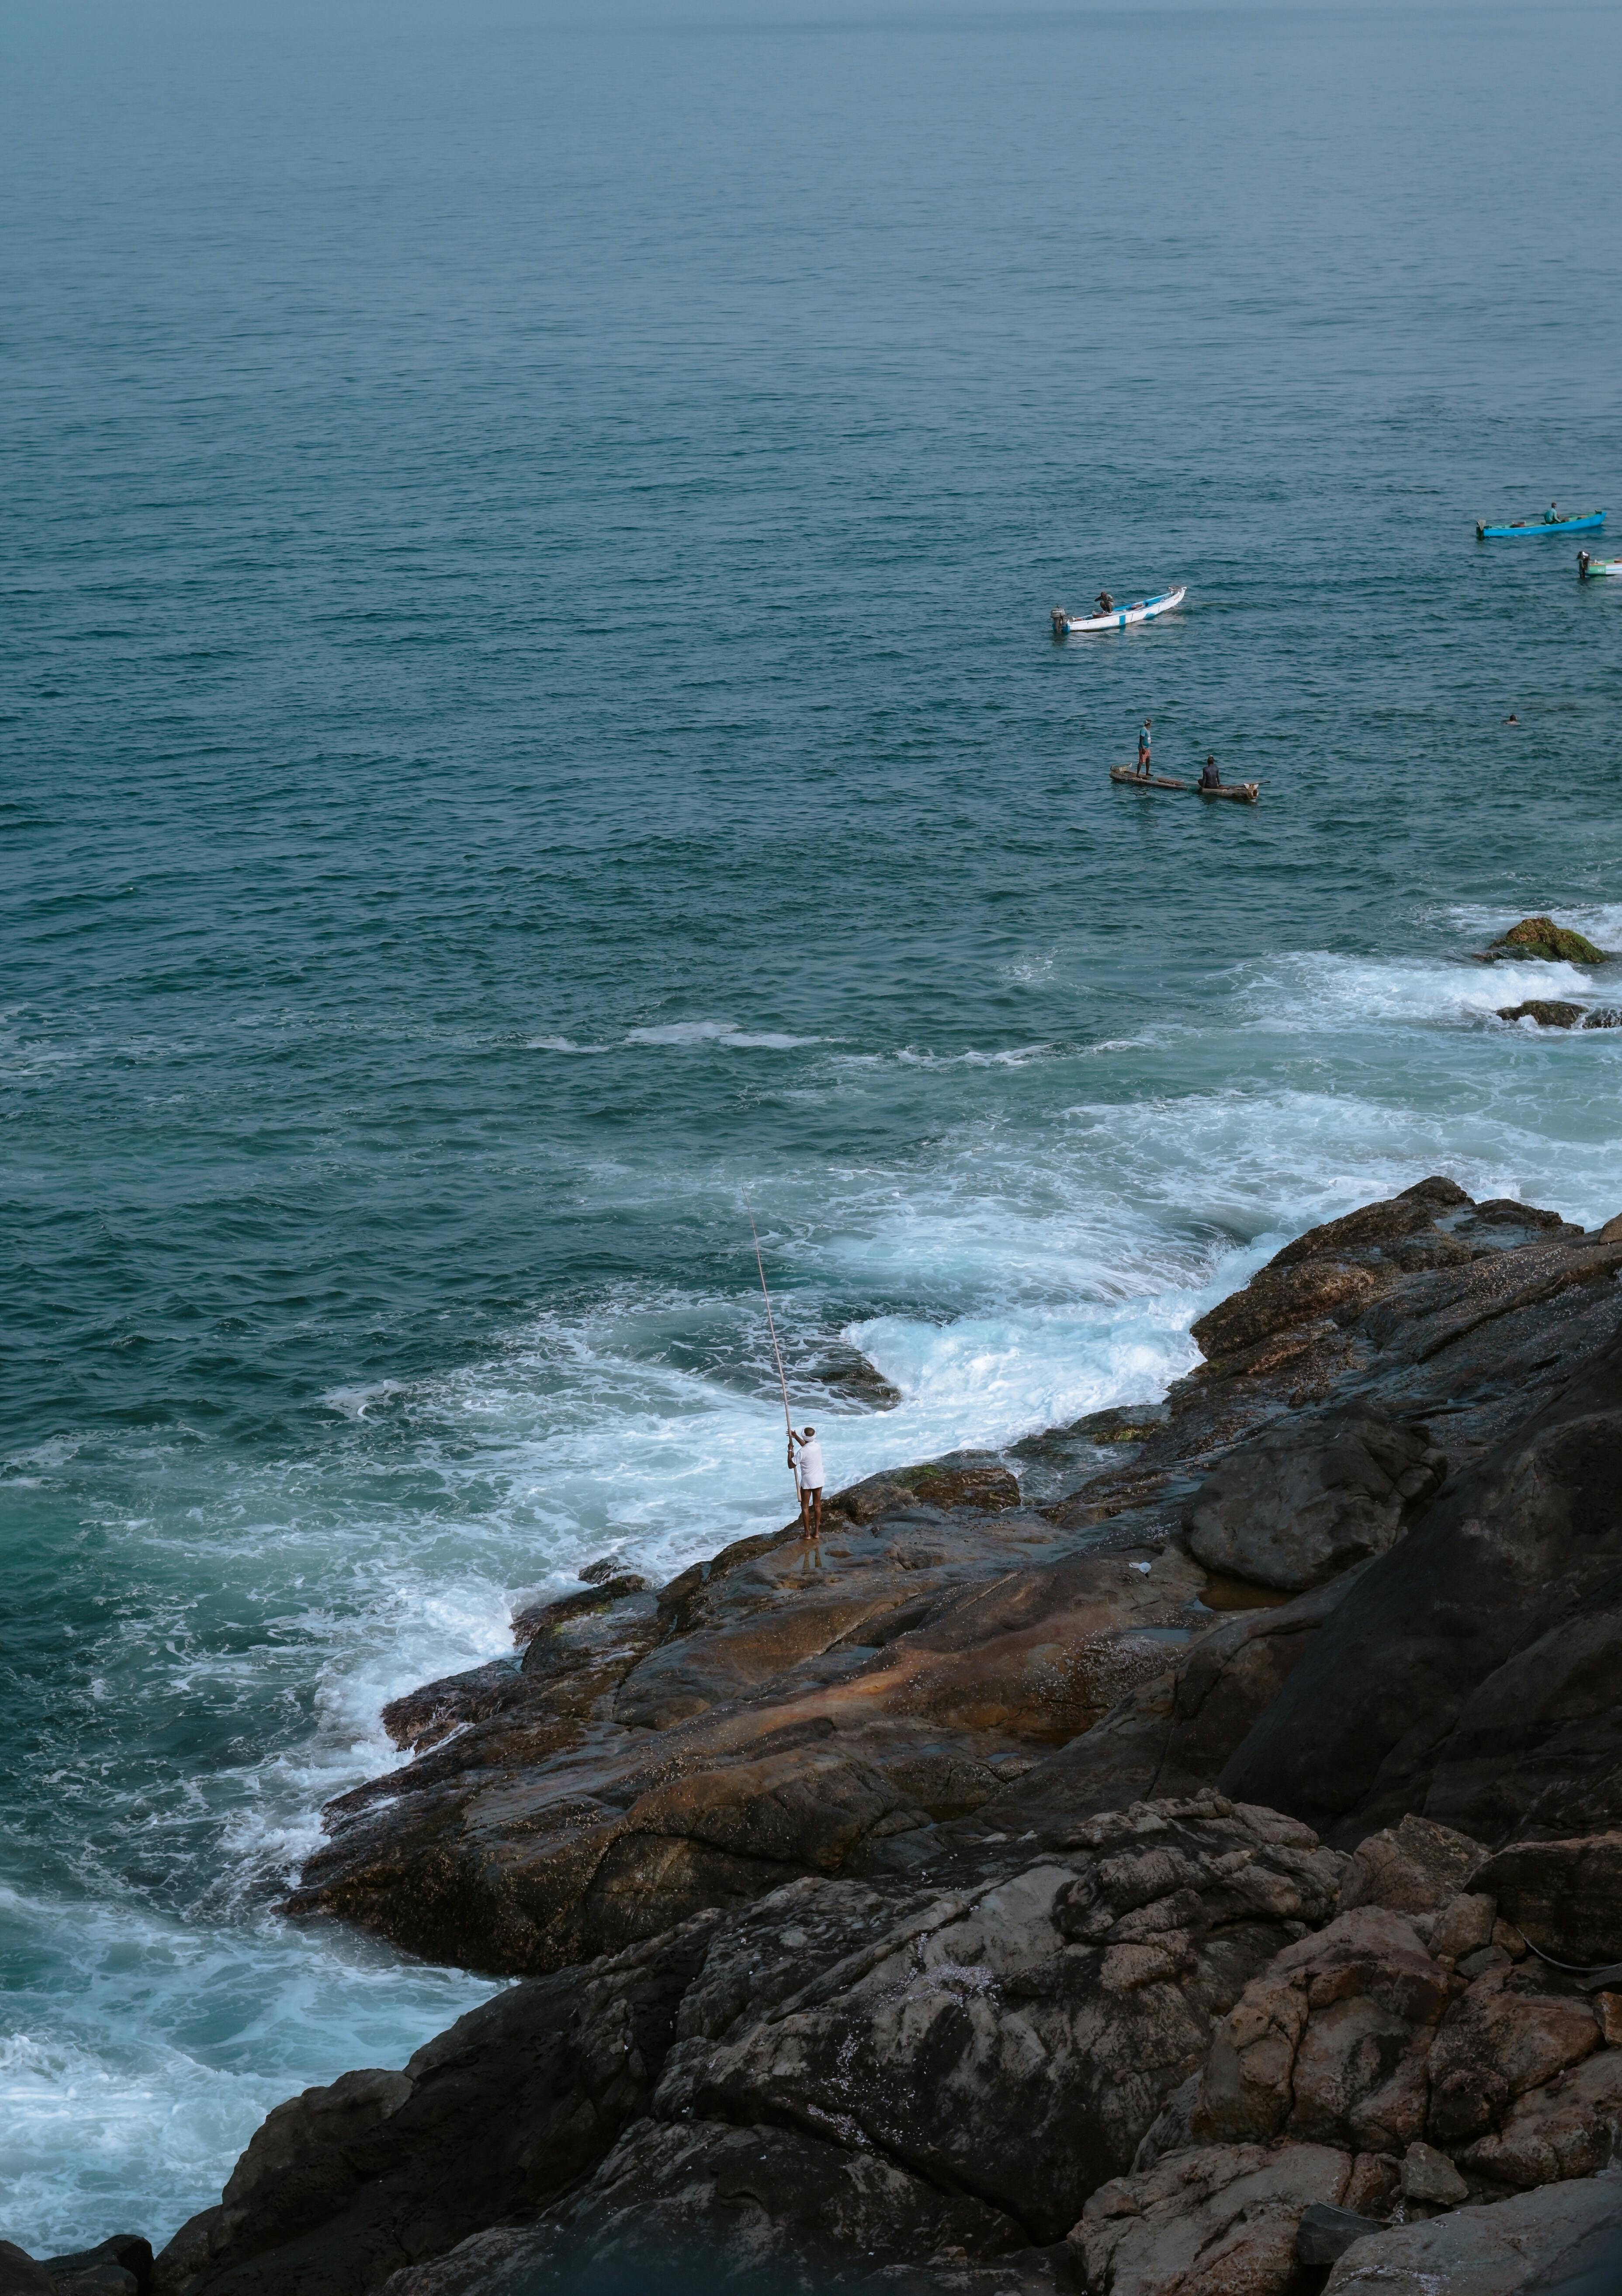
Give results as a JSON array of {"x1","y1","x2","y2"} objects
[{"x1": 4, "y1": 0, "x2": 1622, "y2": 2252}]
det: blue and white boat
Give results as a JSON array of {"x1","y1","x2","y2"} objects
[
  {"x1": 1476, "y1": 508, "x2": 1605, "y2": 539},
  {"x1": 1052, "y1": 585, "x2": 1185, "y2": 634}
]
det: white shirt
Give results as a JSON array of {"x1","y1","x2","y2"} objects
[{"x1": 794, "y1": 1436, "x2": 825, "y2": 1489}]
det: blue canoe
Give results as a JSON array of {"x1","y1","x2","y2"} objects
[{"x1": 1477, "y1": 509, "x2": 1605, "y2": 539}]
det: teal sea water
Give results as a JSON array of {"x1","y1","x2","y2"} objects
[{"x1": 4, "y1": 0, "x2": 1622, "y2": 2252}]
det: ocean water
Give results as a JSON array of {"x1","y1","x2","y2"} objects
[{"x1": 4, "y1": 0, "x2": 1622, "y2": 2255}]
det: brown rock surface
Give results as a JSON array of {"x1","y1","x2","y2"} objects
[{"x1": 155, "y1": 1177, "x2": 1622, "y2": 2296}]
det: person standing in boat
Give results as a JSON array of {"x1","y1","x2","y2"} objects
[{"x1": 1137, "y1": 717, "x2": 1152, "y2": 776}]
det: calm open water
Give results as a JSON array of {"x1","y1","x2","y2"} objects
[{"x1": 3, "y1": 0, "x2": 1622, "y2": 2254}]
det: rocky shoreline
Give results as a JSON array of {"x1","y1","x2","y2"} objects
[{"x1": 10, "y1": 1175, "x2": 1622, "y2": 2296}]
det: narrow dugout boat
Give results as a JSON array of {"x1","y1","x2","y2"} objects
[
  {"x1": 1109, "y1": 766, "x2": 1260, "y2": 803},
  {"x1": 1476, "y1": 510, "x2": 1604, "y2": 539},
  {"x1": 1053, "y1": 586, "x2": 1186, "y2": 634},
  {"x1": 1110, "y1": 765, "x2": 1190, "y2": 791}
]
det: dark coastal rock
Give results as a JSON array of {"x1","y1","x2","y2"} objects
[
  {"x1": 510, "y1": 1573, "x2": 651, "y2": 1647},
  {"x1": 1320, "y1": 2172, "x2": 1622, "y2": 2292},
  {"x1": 417, "y1": 2119, "x2": 1029, "y2": 2293},
  {"x1": 1297, "y1": 2201, "x2": 1388, "y2": 2269},
  {"x1": 1183, "y1": 1406, "x2": 1445, "y2": 1591},
  {"x1": 1499, "y1": 1000, "x2": 1586, "y2": 1027},
  {"x1": 0, "y1": 2246, "x2": 59, "y2": 2296},
  {"x1": 166, "y1": 1179, "x2": 1622, "y2": 2296},
  {"x1": 1498, "y1": 1001, "x2": 1622, "y2": 1029},
  {"x1": 1483, "y1": 917, "x2": 1608, "y2": 965},
  {"x1": 977, "y1": 1567, "x2": 1369, "y2": 1834},
  {"x1": 152, "y1": 1922, "x2": 717, "y2": 2296},
  {"x1": 1218, "y1": 1317, "x2": 1622, "y2": 1842},
  {"x1": 1472, "y1": 1835, "x2": 1622, "y2": 1964},
  {"x1": 284, "y1": 1483, "x2": 1218, "y2": 1974},
  {"x1": 662, "y1": 1797, "x2": 1345, "y2": 2244},
  {"x1": 40, "y1": 2239, "x2": 153, "y2": 2296}
]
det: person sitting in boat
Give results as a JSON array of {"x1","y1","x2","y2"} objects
[
  {"x1": 1546, "y1": 502, "x2": 1559, "y2": 524},
  {"x1": 1095, "y1": 590, "x2": 1114, "y2": 616},
  {"x1": 1199, "y1": 754, "x2": 1221, "y2": 789}
]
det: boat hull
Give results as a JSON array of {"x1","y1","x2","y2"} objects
[
  {"x1": 1579, "y1": 557, "x2": 1622, "y2": 579},
  {"x1": 1109, "y1": 765, "x2": 1260, "y2": 803},
  {"x1": 1056, "y1": 585, "x2": 1186, "y2": 633},
  {"x1": 1110, "y1": 765, "x2": 1189, "y2": 791},
  {"x1": 1477, "y1": 512, "x2": 1605, "y2": 538}
]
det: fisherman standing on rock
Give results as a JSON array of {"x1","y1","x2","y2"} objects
[{"x1": 789, "y1": 1426, "x2": 824, "y2": 1539}]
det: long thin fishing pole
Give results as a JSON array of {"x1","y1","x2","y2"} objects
[{"x1": 748, "y1": 1211, "x2": 797, "y2": 1458}]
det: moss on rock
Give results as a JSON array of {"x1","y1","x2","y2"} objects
[{"x1": 1488, "y1": 916, "x2": 1606, "y2": 964}]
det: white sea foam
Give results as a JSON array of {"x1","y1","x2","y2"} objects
[
  {"x1": 11, "y1": 967, "x2": 1622, "y2": 2258},
  {"x1": 623, "y1": 1021, "x2": 821, "y2": 1049}
]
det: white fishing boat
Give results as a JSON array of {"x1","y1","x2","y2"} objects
[{"x1": 1052, "y1": 585, "x2": 1186, "y2": 635}]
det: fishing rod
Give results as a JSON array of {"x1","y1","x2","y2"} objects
[{"x1": 748, "y1": 1211, "x2": 800, "y2": 1497}]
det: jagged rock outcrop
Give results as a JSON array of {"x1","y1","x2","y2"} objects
[
  {"x1": 155, "y1": 1802, "x2": 1622, "y2": 2296},
  {"x1": 1220, "y1": 1319, "x2": 1622, "y2": 1842},
  {"x1": 121, "y1": 1178, "x2": 1622, "y2": 2296}
]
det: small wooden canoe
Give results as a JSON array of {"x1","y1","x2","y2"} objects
[
  {"x1": 1110, "y1": 765, "x2": 1189, "y2": 791},
  {"x1": 1109, "y1": 766, "x2": 1261, "y2": 803},
  {"x1": 1054, "y1": 586, "x2": 1186, "y2": 634},
  {"x1": 1477, "y1": 510, "x2": 1605, "y2": 539}
]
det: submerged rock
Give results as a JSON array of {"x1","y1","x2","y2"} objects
[{"x1": 1497, "y1": 1000, "x2": 1622, "y2": 1029}]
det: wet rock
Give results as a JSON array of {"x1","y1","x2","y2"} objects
[
  {"x1": 806, "y1": 1342, "x2": 904, "y2": 1408},
  {"x1": 286, "y1": 1523, "x2": 1215, "y2": 1974},
  {"x1": 1483, "y1": 917, "x2": 1607, "y2": 965},
  {"x1": 511, "y1": 1573, "x2": 650, "y2": 1646},
  {"x1": 1499, "y1": 1000, "x2": 1585, "y2": 1027},
  {"x1": 1184, "y1": 1407, "x2": 1446, "y2": 1591},
  {"x1": 1074, "y1": 2141, "x2": 1355, "y2": 2296},
  {"x1": 1321, "y1": 2171, "x2": 1622, "y2": 2293}
]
